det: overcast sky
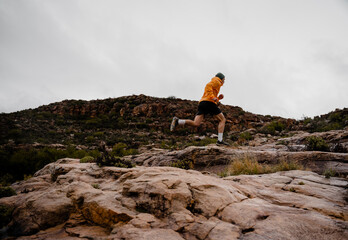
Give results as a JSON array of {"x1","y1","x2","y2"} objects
[{"x1": 0, "y1": 0, "x2": 347, "y2": 119}]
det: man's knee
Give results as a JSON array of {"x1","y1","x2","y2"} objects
[
  {"x1": 193, "y1": 121, "x2": 201, "y2": 127},
  {"x1": 217, "y1": 114, "x2": 226, "y2": 123}
]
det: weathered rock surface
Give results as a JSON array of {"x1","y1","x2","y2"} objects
[
  {"x1": 125, "y1": 143, "x2": 348, "y2": 177},
  {"x1": 1, "y1": 158, "x2": 347, "y2": 239}
]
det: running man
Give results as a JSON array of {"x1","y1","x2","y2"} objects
[{"x1": 170, "y1": 72, "x2": 229, "y2": 146}]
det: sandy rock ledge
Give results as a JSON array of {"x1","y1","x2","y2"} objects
[{"x1": 0, "y1": 158, "x2": 347, "y2": 239}]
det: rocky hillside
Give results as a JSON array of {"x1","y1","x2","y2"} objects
[
  {"x1": 1, "y1": 95, "x2": 347, "y2": 150},
  {"x1": 0, "y1": 95, "x2": 347, "y2": 239},
  {"x1": 0, "y1": 95, "x2": 347, "y2": 185},
  {"x1": 0, "y1": 94, "x2": 297, "y2": 149}
]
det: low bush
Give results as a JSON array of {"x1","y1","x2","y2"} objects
[
  {"x1": 112, "y1": 143, "x2": 139, "y2": 157},
  {"x1": 96, "y1": 152, "x2": 135, "y2": 168},
  {"x1": 229, "y1": 133, "x2": 239, "y2": 142},
  {"x1": 323, "y1": 168, "x2": 336, "y2": 178},
  {"x1": 0, "y1": 204, "x2": 13, "y2": 228},
  {"x1": 303, "y1": 110, "x2": 348, "y2": 132},
  {"x1": 0, "y1": 146, "x2": 101, "y2": 185},
  {"x1": 260, "y1": 121, "x2": 285, "y2": 135},
  {"x1": 171, "y1": 159, "x2": 194, "y2": 170},
  {"x1": 0, "y1": 187, "x2": 16, "y2": 198},
  {"x1": 305, "y1": 136, "x2": 329, "y2": 151},
  {"x1": 239, "y1": 132, "x2": 253, "y2": 141},
  {"x1": 80, "y1": 156, "x2": 95, "y2": 163}
]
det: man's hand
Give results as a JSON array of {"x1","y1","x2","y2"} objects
[
  {"x1": 218, "y1": 94, "x2": 224, "y2": 100},
  {"x1": 212, "y1": 97, "x2": 218, "y2": 103}
]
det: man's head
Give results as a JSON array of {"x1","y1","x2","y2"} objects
[{"x1": 215, "y1": 72, "x2": 225, "y2": 81}]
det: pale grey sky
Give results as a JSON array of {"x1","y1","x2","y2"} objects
[{"x1": 1, "y1": 0, "x2": 347, "y2": 119}]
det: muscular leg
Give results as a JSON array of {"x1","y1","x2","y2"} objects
[
  {"x1": 182, "y1": 114, "x2": 204, "y2": 127},
  {"x1": 214, "y1": 113, "x2": 226, "y2": 134}
]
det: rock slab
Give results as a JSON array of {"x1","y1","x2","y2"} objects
[{"x1": 0, "y1": 158, "x2": 347, "y2": 239}]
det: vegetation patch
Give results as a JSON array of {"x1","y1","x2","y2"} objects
[
  {"x1": 96, "y1": 152, "x2": 135, "y2": 168},
  {"x1": 112, "y1": 143, "x2": 139, "y2": 157},
  {"x1": 301, "y1": 110, "x2": 348, "y2": 132},
  {"x1": 219, "y1": 155, "x2": 303, "y2": 177},
  {"x1": 260, "y1": 121, "x2": 285, "y2": 135},
  {"x1": 0, "y1": 204, "x2": 13, "y2": 228},
  {"x1": 0, "y1": 187, "x2": 16, "y2": 198},
  {"x1": 305, "y1": 136, "x2": 329, "y2": 151},
  {"x1": 0, "y1": 146, "x2": 101, "y2": 185},
  {"x1": 171, "y1": 158, "x2": 194, "y2": 170},
  {"x1": 239, "y1": 132, "x2": 253, "y2": 141},
  {"x1": 323, "y1": 168, "x2": 336, "y2": 178},
  {"x1": 80, "y1": 156, "x2": 95, "y2": 163}
]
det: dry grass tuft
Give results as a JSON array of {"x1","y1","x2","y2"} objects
[{"x1": 219, "y1": 155, "x2": 304, "y2": 177}]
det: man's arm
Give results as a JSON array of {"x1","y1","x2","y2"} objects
[{"x1": 206, "y1": 80, "x2": 222, "y2": 103}]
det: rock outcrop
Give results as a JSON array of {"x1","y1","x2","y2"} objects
[
  {"x1": 1, "y1": 158, "x2": 347, "y2": 239},
  {"x1": 125, "y1": 131, "x2": 348, "y2": 177}
]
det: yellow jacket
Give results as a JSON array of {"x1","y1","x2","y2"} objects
[{"x1": 200, "y1": 77, "x2": 223, "y2": 104}]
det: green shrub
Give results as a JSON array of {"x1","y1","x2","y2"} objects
[
  {"x1": 229, "y1": 133, "x2": 239, "y2": 142},
  {"x1": 23, "y1": 174, "x2": 32, "y2": 181},
  {"x1": 112, "y1": 143, "x2": 127, "y2": 156},
  {"x1": 85, "y1": 118, "x2": 102, "y2": 129},
  {"x1": 260, "y1": 121, "x2": 285, "y2": 135},
  {"x1": 96, "y1": 152, "x2": 135, "y2": 168},
  {"x1": 239, "y1": 132, "x2": 253, "y2": 142},
  {"x1": 302, "y1": 117, "x2": 312, "y2": 125},
  {"x1": 0, "y1": 187, "x2": 16, "y2": 198},
  {"x1": 0, "y1": 204, "x2": 13, "y2": 228},
  {"x1": 93, "y1": 131, "x2": 104, "y2": 137},
  {"x1": 329, "y1": 112, "x2": 343, "y2": 122},
  {"x1": 171, "y1": 159, "x2": 194, "y2": 170},
  {"x1": 92, "y1": 183, "x2": 100, "y2": 189},
  {"x1": 305, "y1": 136, "x2": 329, "y2": 151},
  {"x1": 85, "y1": 136, "x2": 95, "y2": 143},
  {"x1": 112, "y1": 143, "x2": 138, "y2": 157},
  {"x1": 324, "y1": 168, "x2": 336, "y2": 178},
  {"x1": 305, "y1": 110, "x2": 348, "y2": 132},
  {"x1": 88, "y1": 150, "x2": 101, "y2": 158},
  {"x1": 80, "y1": 156, "x2": 95, "y2": 163},
  {"x1": 0, "y1": 174, "x2": 14, "y2": 187},
  {"x1": 7, "y1": 129, "x2": 22, "y2": 139},
  {"x1": 0, "y1": 146, "x2": 101, "y2": 184}
]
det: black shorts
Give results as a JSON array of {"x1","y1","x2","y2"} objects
[{"x1": 196, "y1": 101, "x2": 222, "y2": 116}]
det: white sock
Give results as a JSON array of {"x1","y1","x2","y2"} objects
[
  {"x1": 178, "y1": 119, "x2": 185, "y2": 125},
  {"x1": 218, "y1": 133, "x2": 223, "y2": 142}
]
